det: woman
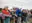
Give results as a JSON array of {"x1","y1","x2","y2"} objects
[{"x1": 2, "y1": 6, "x2": 12, "y2": 23}]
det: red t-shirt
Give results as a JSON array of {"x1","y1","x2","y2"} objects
[{"x1": 2, "y1": 10, "x2": 10, "y2": 15}]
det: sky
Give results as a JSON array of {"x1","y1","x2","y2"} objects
[{"x1": 0, "y1": 0, "x2": 32, "y2": 10}]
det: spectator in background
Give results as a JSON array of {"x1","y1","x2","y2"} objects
[
  {"x1": 9, "y1": 7, "x2": 16, "y2": 23},
  {"x1": 2, "y1": 6, "x2": 12, "y2": 23},
  {"x1": 22, "y1": 9, "x2": 27, "y2": 23},
  {"x1": 0, "y1": 8, "x2": 3, "y2": 23},
  {"x1": 16, "y1": 8, "x2": 22, "y2": 23},
  {"x1": 14, "y1": 8, "x2": 18, "y2": 23},
  {"x1": 12, "y1": 8, "x2": 16, "y2": 23},
  {"x1": 27, "y1": 10, "x2": 32, "y2": 23}
]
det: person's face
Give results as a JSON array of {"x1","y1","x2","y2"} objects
[{"x1": 5, "y1": 8, "x2": 8, "y2": 10}]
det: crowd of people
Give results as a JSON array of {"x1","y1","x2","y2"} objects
[{"x1": 0, "y1": 6, "x2": 32, "y2": 23}]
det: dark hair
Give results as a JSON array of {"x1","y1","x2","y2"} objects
[{"x1": 0, "y1": 8, "x2": 2, "y2": 11}]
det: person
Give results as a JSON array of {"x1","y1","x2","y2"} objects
[
  {"x1": 0, "y1": 8, "x2": 3, "y2": 23},
  {"x1": 16, "y1": 8, "x2": 22, "y2": 23},
  {"x1": 22, "y1": 9, "x2": 27, "y2": 23},
  {"x1": 12, "y1": 8, "x2": 16, "y2": 23},
  {"x1": 2, "y1": 6, "x2": 12, "y2": 23},
  {"x1": 27, "y1": 10, "x2": 31, "y2": 23}
]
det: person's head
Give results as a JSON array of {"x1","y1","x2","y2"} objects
[{"x1": 4, "y1": 6, "x2": 8, "y2": 11}]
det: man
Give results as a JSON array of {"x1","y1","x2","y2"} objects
[{"x1": 16, "y1": 8, "x2": 22, "y2": 23}]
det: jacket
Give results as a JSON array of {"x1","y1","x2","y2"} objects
[
  {"x1": 16, "y1": 9, "x2": 22, "y2": 17},
  {"x1": 2, "y1": 10, "x2": 10, "y2": 15}
]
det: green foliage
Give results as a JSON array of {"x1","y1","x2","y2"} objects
[{"x1": 0, "y1": 10, "x2": 2, "y2": 12}]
